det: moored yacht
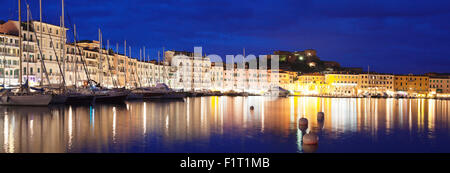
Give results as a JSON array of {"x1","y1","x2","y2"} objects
[
  {"x1": 93, "y1": 88, "x2": 129, "y2": 103},
  {"x1": 0, "y1": 87, "x2": 53, "y2": 106},
  {"x1": 142, "y1": 83, "x2": 186, "y2": 100},
  {"x1": 264, "y1": 86, "x2": 290, "y2": 97}
]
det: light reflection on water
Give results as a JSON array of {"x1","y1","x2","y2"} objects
[{"x1": 0, "y1": 97, "x2": 449, "y2": 153}]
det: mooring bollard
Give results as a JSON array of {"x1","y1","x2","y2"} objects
[
  {"x1": 303, "y1": 133, "x2": 319, "y2": 145},
  {"x1": 317, "y1": 112, "x2": 325, "y2": 122},
  {"x1": 298, "y1": 118, "x2": 308, "y2": 131}
]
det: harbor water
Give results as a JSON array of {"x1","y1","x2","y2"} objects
[{"x1": 0, "y1": 96, "x2": 449, "y2": 153}]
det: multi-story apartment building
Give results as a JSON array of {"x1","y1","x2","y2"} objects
[
  {"x1": 358, "y1": 73, "x2": 394, "y2": 96},
  {"x1": 0, "y1": 33, "x2": 21, "y2": 86},
  {"x1": 394, "y1": 74, "x2": 429, "y2": 96},
  {"x1": 32, "y1": 21, "x2": 68, "y2": 86},
  {"x1": 267, "y1": 69, "x2": 290, "y2": 90},
  {"x1": 210, "y1": 62, "x2": 224, "y2": 92},
  {"x1": 169, "y1": 51, "x2": 211, "y2": 92},
  {"x1": 243, "y1": 67, "x2": 269, "y2": 94},
  {"x1": 296, "y1": 74, "x2": 326, "y2": 95},
  {"x1": 325, "y1": 74, "x2": 359, "y2": 96},
  {"x1": 115, "y1": 53, "x2": 127, "y2": 87},
  {"x1": 64, "y1": 43, "x2": 86, "y2": 87},
  {"x1": 429, "y1": 77, "x2": 450, "y2": 94}
]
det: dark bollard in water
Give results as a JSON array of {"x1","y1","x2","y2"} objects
[
  {"x1": 298, "y1": 118, "x2": 308, "y2": 131},
  {"x1": 250, "y1": 106, "x2": 254, "y2": 111},
  {"x1": 303, "y1": 133, "x2": 319, "y2": 145},
  {"x1": 317, "y1": 112, "x2": 325, "y2": 122}
]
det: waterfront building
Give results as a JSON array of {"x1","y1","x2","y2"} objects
[
  {"x1": 243, "y1": 66, "x2": 269, "y2": 94},
  {"x1": 210, "y1": 62, "x2": 224, "y2": 92},
  {"x1": 324, "y1": 73, "x2": 359, "y2": 96},
  {"x1": 394, "y1": 74, "x2": 429, "y2": 96},
  {"x1": 114, "y1": 53, "x2": 128, "y2": 87},
  {"x1": 103, "y1": 49, "x2": 118, "y2": 88},
  {"x1": 0, "y1": 33, "x2": 21, "y2": 86},
  {"x1": 358, "y1": 73, "x2": 394, "y2": 96},
  {"x1": 64, "y1": 43, "x2": 86, "y2": 87},
  {"x1": 1, "y1": 20, "x2": 69, "y2": 86},
  {"x1": 32, "y1": 21, "x2": 68, "y2": 86},
  {"x1": 222, "y1": 63, "x2": 244, "y2": 92},
  {"x1": 296, "y1": 74, "x2": 326, "y2": 95},
  {"x1": 218, "y1": 63, "x2": 270, "y2": 94},
  {"x1": 168, "y1": 51, "x2": 211, "y2": 92},
  {"x1": 287, "y1": 71, "x2": 298, "y2": 91},
  {"x1": 268, "y1": 69, "x2": 290, "y2": 90},
  {"x1": 137, "y1": 60, "x2": 150, "y2": 87},
  {"x1": 127, "y1": 58, "x2": 139, "y2": 88},
  {"x1": 429, "y1": 77, "x2": 450, "y2": 94},
  {"x1": 79, "y1": 44, "x2": 100, "y2": 85}
]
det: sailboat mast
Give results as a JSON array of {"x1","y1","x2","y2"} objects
[
  {"x1": 162, "y1": 47, "x2": 165, "y2": 84},
  {"x1": 27, "y1": 2, "x2": 50, "y2": 87},
  {"x1": 129, "y1": 46, "x2": 135, "y2": 87},
  {"x1": 116, "y1": 42, "x2": 119, "y2": 87},
  {"x1": 73, "y1": 24, "x2": 78, "y2": 88},
  {"x1": 157, "y1": 50, "x2": 160, "y2": 83},
  {"x1": 73, "y1": 24, "x2": 90, "y2": 87},
  {"x1": 26, "y1": 4, "x2": 30, "y2": 89},
  {"x1": 39, "y1": 0, "x2": 43, "y2": 86},
  {"x1": 62, "y1": 0, "x2": 66, "y2": 87},
  {"x1": 2, "y1": 33, "x2": 6, "y2": 86},
  {"x1": 107, "y1": 39, "x2": 111, "y2": 87},
  {"x1": 143, "y1": 46, "x2": 145, "y2": 86},
  {"x1": 98, "y1": 28, "x2": 103, "y2": 86},
  {"x1": 18, "y1": 0, "x2": 23, "y2": 90},
  {"x1": 106, "y1": 39, "x2": 116, "y2": 88}
]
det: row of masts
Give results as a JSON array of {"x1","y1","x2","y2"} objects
[
  {"x1": 0, "y1": 0, "x2": 176, "y2": 106},
  {"x1": 14, "y1": 0, "x2": 168, "y2": 91}
]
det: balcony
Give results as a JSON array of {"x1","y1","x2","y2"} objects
[
  {"x1": 23, "y1": 59, "x2": 37, "y2": 63},
  {"x1": 0, "y1": 52, "x2": 18, "y2": 57},
  {"x1": 23, "y1": 48, "x2": 35, "y2": 53},
  {"x1": 1, "y1": 42, "x2": 19, "y2": 47}
]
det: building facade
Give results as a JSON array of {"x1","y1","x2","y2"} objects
[{"x1": 394, "y1": 74, "x2": 429, "y2": 96}]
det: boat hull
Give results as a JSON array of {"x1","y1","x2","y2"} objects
[
  {"x1": 66, "y1": 95, "x2": 95, "y2": 104},
  {"x1": 50, "y1": 94, "x2": 68, "y2": 104},
  {"x1": 94, "y1": 92, "x2": 129, "y2": 103},
  {"x1": 126, "y1": 92, "x2": 144, "y2": 100},
  {"x1": 0, "y1": 95, "x2": 53, "y2": 106},
  {"x1": 143, "y1": 92, "x2": 186, "y2": 100}
]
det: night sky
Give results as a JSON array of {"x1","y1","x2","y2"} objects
[{"x1": 1, "y1": 0, "x2": 449, "y2": 74}]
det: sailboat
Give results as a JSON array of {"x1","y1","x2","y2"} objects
[
  {"x1": 0, "y1": 0, "x2": 53, "y2": 106},
  {"x1": 59, "y1": 20, "x2": 99, "y2": 105},
  {"x1": 141, "y1": 83, "x2": 186, "y2": 100},
  {"x1": 91, "y1": 30, "x2": 129, "y2": 104}
]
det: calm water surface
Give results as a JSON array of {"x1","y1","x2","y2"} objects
[{"x1": 0, "y1": 96, "x2": 449, "y2": 153}]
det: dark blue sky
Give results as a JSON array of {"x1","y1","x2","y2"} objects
[{"x1": 2, "y1": 0, "x2": 450, "y2": 74}]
